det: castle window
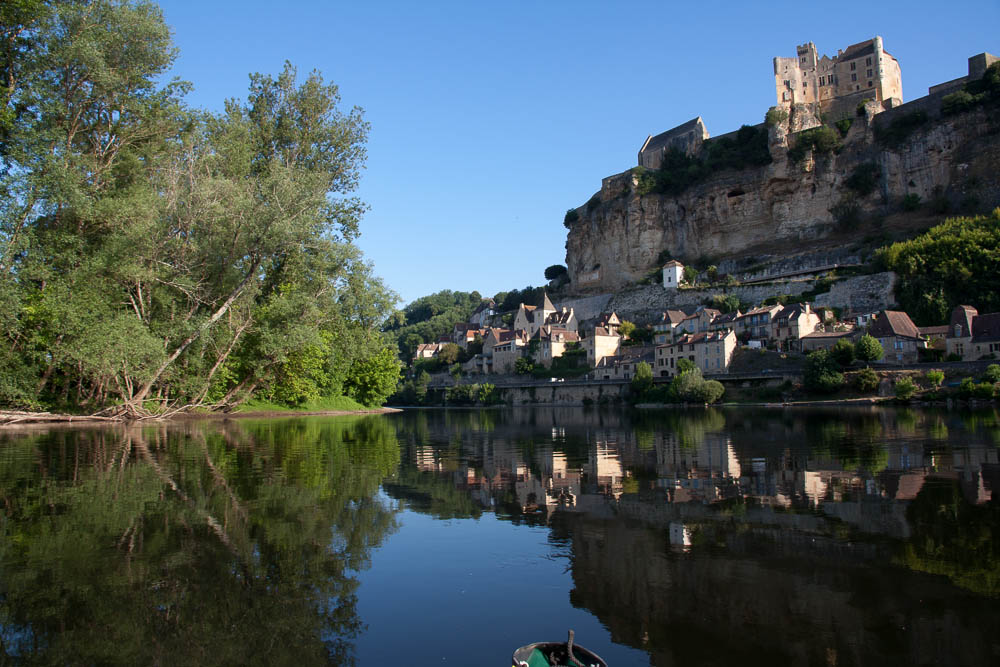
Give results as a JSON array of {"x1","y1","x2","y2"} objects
[
  {"x1": 867, "y1": 68, "x2": 873, "y2": 78},
  {"x1": 851, "y1": 73, "x2": 857, "y2": 82},
  {"x1": 819, "y1": 76, "x2": 825, "y2": 86},
  {"x1": 868, "y1": 81, "x2": 873, "y2": 88},
  {"x1": 866, "y1": 57, "x2": 872, "y2": 66}
]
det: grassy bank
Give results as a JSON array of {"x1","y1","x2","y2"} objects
[{"x1": 236, "y1": 396, "x2": 370, "y2": 413}]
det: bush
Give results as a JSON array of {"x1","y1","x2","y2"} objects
[
  {"x1": 972, "y1": 382, "x2": 997, "y2": 399},
  {"x1": 835, "y1": 117, "x2": 854, "y2": 137},
  {"x1": 983, "y1": 364, "x2": 1000, "y2": 383},
  {"x1": 855, "y1": 367, "x2": 880, "y2": 393},
  {"x1": 563, "y1": 209, "x2": 579, "y2": 227},
  {"x1": 901, "y1": 193, "x2": 921, "y2": 211},
  {"x1": 630, "y1": 361, "x2": 654, "y2": 399},
  {"x1": 925, "y1": 370, "x2": 944, "y2": 388},
  {"x1": 894, "y1": 376, "x2": 917, "y2": 401},
  {"x1": 804, "y1": 350, "x2": 844, "y2": 393},
  {"x1": 845, "y1": 162, "x2": 880, "y2": 196},
  {"x1": 855, "y1": 334, "x2": 884, "y2": 363},
  {"x1": 514, "y1": 357, "x2": 534, "y2": 375},
  {"x1": 830, "y1": 338, "x2": 856, "y2": 366},
  {"x1": 958, "y1": 377, "x2": 976, "y2": 398},
  {"x1": 788, "y1": 126, "x2": 841, "y2": 163},
  {"x1": 694, "y1": 380, "x2": 725, "y2": 404},
  {"x1": 765, "y1": 107, "x2": 788, "y2": 127}
]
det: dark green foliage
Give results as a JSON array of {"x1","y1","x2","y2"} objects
[
  {"x1": 668, "y1": 367, "x2": 725, "y2": 404},
  {"x1": 855, "y1": 334, "x2": 884, "y2": 363},
  {"x1": 544, "y1": 264, "x2": 568, "y2": 281},
  {"x1": 495, "y1": 285, "x2": 546, "y2": 313},
  {"x1": 634, "y1": 125, "x2": 771, "y2": 197},
  {"x1": 708, "y1": 293, "x2": 742, "y2": 314},
  {"x1": 514, "y1": 357, "x2": 534, "y2": 375},
  {"x1": 563, "y1": 209, "x2": 579, "y2": 227},
  {"x1": 835, "y1": 117, "x2": 854, "y2": 137},
  {"x1": 925, "y1": 370, "x2": 945, "y2": 388},
  {"x1": 855, "y1": 367, "x2": 880, "y2": 392},
  {"x1": 765, "y1": 107, "x2": 788, "y2": 127},
  {"x1": 788, "y1": 126, "x2": 841, "y2": 162},
  {"x1": 803, "y1": 350, "x2": 844, "y2": 393},
  {"x1": 983, "y1": 364, "x2": 1000, "y2": 384},
  {"x1": 630, "y1": 361, "x2": 654, "y2": 400},
  {"x1": 845, "y1": 162, "x2": 880, "y2": 196},
  {"x1": 874, "y1": 209, "x2": 1000, "y2": 325},
  {"x1": 894, "y1": 376, "x2": 917, "y2": 401},
  {"x1": 875, "y1": 110, "x2": 929, "y2": 149},
  {"x1": 941, "y1": 62, "x2": 1000, "y2": 116},
  {"x1": 902, "y1": 193, "x2": 921, "y2": 211},
  {"x1": 830, "y1": 338, "x2": 856, "y2": 366}
]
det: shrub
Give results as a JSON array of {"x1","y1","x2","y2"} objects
[
  {"x1": 894, "y1": 376, "x2": 917, "y2": 401},
  {"x1": 835, "y1": 117, "x2": 854, "y2": 137},
  {"x1": 514, "y1": 357, "x2": 534, "y2": 375},
  {"x1": 765, "y1": 107, "x2": 788, "y2": 126},
  {"x1": 925, "y1": 370, "x2": 944, "y2": 388},
  {"x1": 958, "y1": 377, "x2": 976, "y2": 398},
  {"x1": 630, "y1": 361, "x2": 654, "y2": 399},
  {"x1": 972, "y1": 382, "x2": 997, "y2": 399},
  {"x1": 804, "y1": 350, "x2": 844, "y2": 393},
  {"x1": 901, "y1": 193, "x2": 921, "y2": 211},
  {"x1": 788, "y1": 126, "x2": 841, "y2": 162},
  {"x1": 830, "y1": 338, "x2": 855, "y2": 367},
  {"x1": 855, "y1": 334, "x2": 884, "y2": 363},
  {"x1": 563, "y1": 209, "x2": 579, "y2": 227},
  {"x1": 694, "y1": 380, "x2": 726, "y2": 404},
  {"x1": 845, "y1": 162, "x2": 880, "y2": 196},
  {"x1": 855, "y1": 367, "x2": 880, "y2": 392}
]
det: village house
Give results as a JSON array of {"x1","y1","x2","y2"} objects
[
  {"x1": 414, "y1": 343, "x2": 441, "y2": 360},
  {"x1": 583, "y1": 326, "x2": 622, "y2": 368},
  {"x1": 677, "y1": 307, "x2": 721, "y2": 335},
  {"x1": 800, "y1": 330, "x2": 856, "y2": 353},
  {"x1": 655, "y1": 330, "x2": 737, "y2": 378},
  {"x1": 735, "y1": 305, "x2": 782, "y2": 342},
  {"x1": 653, "y1": 310, "x2": 687, "y2": 344},
  {"x1": 591, "y1": 346, "x2": 656, "y2": 381},
  {"x1": 709, "y1": 310, "x2": 741, "y2": 333},
  {"x1": 918, "y1": 325, "x2": 949, "y2": 353},
  {"x1": 771, "y1": 303, "x2": 822, "y2": 351},
  {"x1": 468, "y1": 299, "x2": 496, "y2": 328},
  {"x1": 483, "y1": 328, "x2": 529, "y2": 374},
  {"x1": 594, "y1": 312, "x2": 621, "y2": 336},
  {"x1": 947, "y1": 305, "x2": 1000, "y2": 361},
  {"x1": 867, "y1": 310, "x2": 926, "y2": 364},
  {"x1": 531, "y1": 326, "x2": 581, "y2": 369},
  {"x1": 512, "y1": 293, "x2": 576, "y2": 337}
]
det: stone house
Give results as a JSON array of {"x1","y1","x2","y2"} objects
[
  {"x1": 531, "y1": 327, "x2": 581, "y2": 369},
  {"x1": 709, "y1": 311, "x2": 741, "y2": 333},
  {"x1": 662, "y1": 260, "x2": 684, "y2": 290},
  {"x1": 947, "y1": 305, "x2": 1000, "y2": 361},
  {"x1": 513, "y1": 293, "x2": 572, "y2": 337},
  {"x1": 800, "y1": 330, "x2": 855, "y2": 353},
  {"x1": 771, "y1": 303, "x2": 822, "y2": 351},
  {"x1": 735, "y1": 305, "x2": 782, "y2": 342},
  {"x1": 544, "y1": 306, "x2": 578, "y2": 333},
  {"x1": 653, "y1": 310, "x2": 687, "y2": 344},
  {"x1": 583, "y1": 326, "x2": 622, "y2": 369},
  {"x1": 868, "y1": 310, "x2": 926, "y2": 364},
  {"x1": 595, "y1": 312, "x2": 621, "y2": 336},
  {"x1": 638, "y1": 117, "x2": 709, "y2": 169},
  {"x1": 484, "y1": 328, "x2": 529, "y2": 374},
  {"x1": 918, "y1": 325, "x2": 949, "y2": 352},
  {"x1": 677, "y1": 307, "x2": 721, "y2": 335},
  {"x1": 469, "y1": 299, "x2": 496, "y2": 328},
  {"x1": 591, "y1": 347, "x2": 656, "y2": 381},
  {"x1": 414, "y1": 343, "x2": 441, "y2": 360},
  {"x1": 654, "y1": 330, "x2": 737, "y2": 378}
]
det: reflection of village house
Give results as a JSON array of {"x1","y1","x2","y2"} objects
[{"x1": 654, "y1": 330, "x2": 737, "y2": 377}]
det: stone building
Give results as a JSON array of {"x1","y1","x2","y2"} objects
[
  {"x1": 947, "y1": 305, "x2": 1000, "y2": 361},
  {"x1": 773, "y1": 37, "x2": 902, "y2": 116},
  {"x1": 583, "y1": 327, "x2": 622, "y2": 369},
  {"x1": 867, "y1": 310, "x2": 926, "y2": 364},
  {"x1": 531, "y1": 327, "x2": 581, "y2": 369},
  {"x1": 638, "y1": 117, "x2": 709, "y2": 169},
  {"x1": 662, "y1": 260, "x2": 684, "y2": 290},
  {"x1": 655, "y1": 330, "x2": 737, "y2": 378}
]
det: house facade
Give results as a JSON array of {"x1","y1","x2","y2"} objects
[
  {"x1": 583, "y1": 327, "x2": 622, "y2": 368},
  {"x1": 868, "y1": 310, "x2": 926, "y2": 364},
  {"x1": 653, "y1": 310, "x2": 687, "y2": 344},
  {"x1": 662, "y1": 260, "x2": 684, "y2": 290},
  {"x1": 532, "y1": 327, "x2": 581, "y2": 369},
  {"x1": 947, "y1": 305, "x2": 1000, "y2": 361},
  {"x1": 771, "y1": 303, "x2": 822, "y2": 351},
  {"x1": 654, "y1": 330, "x2": 737, "y2": 378}
]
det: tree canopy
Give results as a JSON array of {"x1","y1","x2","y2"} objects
[{"x1": 0, "y1": 0, "x2": 399, "y2": 414}]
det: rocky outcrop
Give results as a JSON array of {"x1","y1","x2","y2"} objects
[{"x1": 564, "y1": 104, "x2": 1000, "y2": 293}]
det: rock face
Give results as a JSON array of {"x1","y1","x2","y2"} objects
[{"x1": 564, "y1": 104, "x2": 1000, "y2": 293}]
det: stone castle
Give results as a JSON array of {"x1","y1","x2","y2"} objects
[{"x1": 773, "y1": 37, "x2": 903, "y2": 117}]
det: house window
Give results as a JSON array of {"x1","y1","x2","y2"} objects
[
  {"x1": 866, "y1": 57, "x2": 872, "y2": 66},
  {"x1": 819, "y1": 76, "x2": 825, "y2": 86},
  {"x1": 850, "y1": 62, "x2": 856, "y2": 71},
  {"x1": 867, "y1": 69, "x2": 873, "y2": 78},
  {"x1": 851, "y1": 73, "x2": 857, "y2": 82}
]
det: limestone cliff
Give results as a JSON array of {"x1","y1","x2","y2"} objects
[{"x1": 564, "y1": 101, "x2": 1000, "y2": 293}]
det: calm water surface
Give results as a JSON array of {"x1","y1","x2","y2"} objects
[{"x1": 0, "y1": 407, "x2": 997, "y2": 665}]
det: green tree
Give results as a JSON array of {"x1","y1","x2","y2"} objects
[
  {"x1": 630, "y1": 361, "x2": 654, "y2": 399},
  {"x1": 925, "y1": 370, "x2": 945, "y2": 388},
  {"x1": 514, "y1": 357, "x2": 534, "y2": 375},
  {"x1": 619, "y1": 320, "x2": 636, "y2": 339},
  {"x1": 855, "y1": 334, "x2": 884, "y2": 363},
  {"x1": 984, "y1": 364, "x2": 1000, "y2": 384},
  {"x1": 830, "y1": 337, "x2": 856, "y2": 366},
  {"x1": 855, "y1": 367, "x2": 880, "y2": 392},
  {"x1": 683, "y1": 266, "x2": 698, "y2": 285},
  {"x1": 804, "y1": 350, "x2": 844, "y2": 393},
  {"x1": 894, "y1": 376, "x2": 917, "y2": 401},
  {"x1": 437, "y1": 343, "x2": 461, "y2": 365},
  {"x1": 544, "y1": 264, "x2": 568, "y2": 281}
]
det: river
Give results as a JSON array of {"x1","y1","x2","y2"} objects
[{"x1": 0, "y1": 406, "x2": 996, "y2": 665}]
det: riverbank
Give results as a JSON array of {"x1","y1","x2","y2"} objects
[{"x1": 0, "y1": 406, "x2": 402, "y2": 428}]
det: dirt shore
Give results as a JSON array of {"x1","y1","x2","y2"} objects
[{"x1": 0, "y1": 407, "x2": 403, "y2": 428}]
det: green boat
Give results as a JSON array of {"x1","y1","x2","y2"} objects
[{"x1": 511, "y1": 630, "x2": 607, "y2": 667}]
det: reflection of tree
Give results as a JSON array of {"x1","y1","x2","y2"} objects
[
  {"x1": 383, "y1": 465, "x2": 484, "y2": 520},
  {"x1": 899, "y1": 478, "x2": 1000, "y2": 596},
  {"x1": 0, "y1": 417, "x2": 400, "y2": 664}
]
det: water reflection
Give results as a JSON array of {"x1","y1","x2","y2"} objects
[
  {"x1": 384, "y1": 407, "x2": 1000, "y2": 666},
  {"x1": 0, "y1": 417, "x2": 400, "y2": 665}
]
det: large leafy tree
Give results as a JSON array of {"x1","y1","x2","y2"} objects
[{"x1": 0, "y1": 1, "x2": 398, "y2": 414}]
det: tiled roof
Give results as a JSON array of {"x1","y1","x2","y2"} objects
[
  {"x1": 949, "y1": 305, "x2": 978, "y2": 338},
  {"x1": 801, "y1": 330, "x2": 853, "y2": 339},
  {"x1": 972, "y1": 312, "x2": 1000, "y2": 343},
  {"x1": 869, "y1": 310, "x2": 921, "y2": 340},
  {"x1": 662, "y1": 259, "x2": 684, "y2": 268},
  {"x1": 541, "y1": 293, "x2": 556, "y2": 312}
]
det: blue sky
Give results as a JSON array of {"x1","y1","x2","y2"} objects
[{"x1": 155, "y1": 0, "x2": 999, "y2": 306}]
